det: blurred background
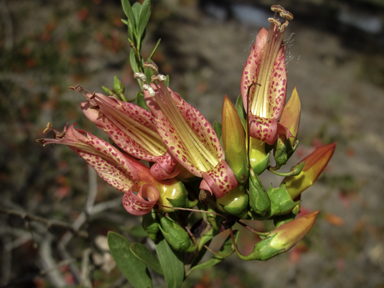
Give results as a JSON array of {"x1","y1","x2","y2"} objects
[{"x1": 1, "y1": 0, "x2": 384, "y2": 287}]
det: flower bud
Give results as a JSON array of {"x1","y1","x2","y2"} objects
[
  {"x1": 113, "y1": 75, "x2": 125, "y2": 95},
  {"x1": 279, "y1": 87, "x2": 301, "y2": 147},
  {"x1": 238, "y1": 211, "x2": 319, "y2": 261},
  {"x1": 222, "y1": 96, "x2": 248, "y2": 183},
  {"x1": 102, "y1": 86, "x2": 115, "y2": 96},
  {"x1": 249, "y1": 170, "x2": 270, "y2": 216},
  {"x1": 159, "y1": 216, "x2": 195, "y2": 252},
  {"x1": 216, "y1": 185, "x2": 249, "y2": 218},
  {"x1": 267, "y1": 211, "x2": 319, "y2": 252},
  {"x1": 157, "y1": 181, "x2": 188, "y2": 212},
  {"x1": 283, "y1": 143, "x2": 336, "y2": 199}
]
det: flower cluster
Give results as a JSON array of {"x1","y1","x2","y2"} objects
[{"x1": 37, "y1": 3, "x2": 336, "y2": 270}]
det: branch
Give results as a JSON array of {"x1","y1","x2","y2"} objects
[{"x1": 0, "y1": 207, "x2": 88, "y2": 238}]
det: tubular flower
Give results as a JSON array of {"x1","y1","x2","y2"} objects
[
  {"x1": 240, "y1": 5, "x2": 293, "y2": 145},
  {"x1": 140, "y1": 67, "x2": 238, "y2": 198},
  {"x1": 72, "y1": 85, "x2": 179, "y2": 180},
  {"x1": 37, "y1": 123, "x2": 185, "y2": 215}
]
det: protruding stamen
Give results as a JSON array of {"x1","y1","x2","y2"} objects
[
  {"x1": 68, "y1": 84, "x2": 83, "y2": 92},
  {"x1": 280, "y1": 10, "x2": 293, "y2": 20},
  {"x1": 36, "y1": 138, "x2": 46, "y2": 145},
  {"x1": 43, "y1": 122, "x2": 53, "y2": 134},
  {"x1": 143, "y1": 84, "x2": 156, "y2": 97},
  {"x1": 271, "y1": 5, "x2": 285, "y2": 13},
  {"x1": 279, "y1": 21, "x2": 289, "y2": 32},
  {"x1": 133, "y1": 72, "x2": 147, "y2": 83},
  {"x1": 151, "y1": 74, "x2": 167, "y2": 83},
  {"x1": 143, "y1": 62, "x2": 158, "y2": 73},
  {"x1": 268, "y1": 18, "x2": 281, "y2": 28}
]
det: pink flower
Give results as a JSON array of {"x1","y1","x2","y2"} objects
[
  {"x1": 37, "y1": 123, "x2": 184, "y2": 215},
  {"x1": 140, "y1": 70, "x2": 238, "y2": 199},
  {"x1": 240, "y1": 6, "x2": 293, "y2": 145}
]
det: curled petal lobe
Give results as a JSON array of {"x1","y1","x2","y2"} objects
[
  {"x1": 200, "y1": 159, "x2": 238, "y2": 198},
  {"x1": 123, "y1": 184, "x2": 160, "y2": 216},
  {"x1": 150, "y1": 162, "x2": 180, "y2": 180}
]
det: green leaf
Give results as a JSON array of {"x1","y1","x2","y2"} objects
[
  {"x1": 188, "y1": 231, "x2": 239, "y2": 275},
  {"x1": 148, "y1": 38, "x2": 161, "y2": 60},
  {"x1": 132, "y1": 2, "x2": 141, "y2": 25},
  {"x1": 130, "y1": 243, "x2": 164, "y2": 275},
  {"x1": 144, "y1": 59, "x2": 156, "y2": 84},
  {"x1": 121, "y1": 19, "x2": 128, "y2": 25},
  {"x1": 121, "y1": 0, "x2": 136, "y2": 29},
  {"x1": 129, "y1": 225, "x2": 148, "y2": 238},
  {"x1": 137, "y1": 0, "x2": 151, "y2": 42},
  {"x1": 130, "y1": 48, "x2": 139, "y2": 74},
  {"x1": 107, "y1": 232, "x2": 153, "y2": 288},
  {"x1": 155, "y1": 237, "x2": 184, "y2": 288}
]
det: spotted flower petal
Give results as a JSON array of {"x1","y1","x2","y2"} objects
[
  {"x1": 81, "y1": 92, "x2": 178, "y2": 180},
  {"x1": 240, "y1": 10, "x2": 293, "y2": 145},
  {"x1": 38, "y1": 123, "x2": 138, "y2": 193},
  {"x1": 143, "y1": 78, "x2": 238, "y2": 198}
]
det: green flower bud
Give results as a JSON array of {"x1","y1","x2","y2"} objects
[
  {"x1": 101, "y1": 86, "x2": 115, "y2": 96},
  {"x1": 249, "y1": 170, "x2": 270, "y2": 216},
  {"x1": 217, "y1": 185, "x2": 249, "y2": 218},
  {"x1": 159, "y1": 216, "x2": 195, "y2": 252},
  {"x1": 113, "y1": 75, "x2": 125, "y2": 95}
]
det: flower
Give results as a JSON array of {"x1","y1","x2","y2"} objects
[
  {"x1": 71, "y1": 85, "x2": 179, "y2": 180},
  {"x1": 240, "y1": 5, "x2": 293, "y2": 145},
  {"x1": 37, "y1": 123, "x2": 185, "y2": 215},
  {"x1": 140, "y1": 64, "x2": 238, "y2": 199}
]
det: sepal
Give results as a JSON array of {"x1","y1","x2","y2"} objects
[
  {"x1": 159, "y1": 216, "x2": 196, "y2": 252},
  {"x1": 249, "y1": 170, "x2": 270, "y2": 216},
  {"x1": 142, "y1": 209, "x2": 160, "y2": 241}
]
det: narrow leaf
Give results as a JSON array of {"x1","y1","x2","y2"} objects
[
  {"x1": 138, "y1": 0, "x2": 151, "y2": 41},
  {"x1": 132, "y1": 2, "x2": 141, "y2": 25},
  {"x1": 121, "y1": 0, "x2": 136, "y2": 29},
  {"x1": 148, "y1": 38, "x2": 161, "y2": 60},
  {"x1": 130, "y1": 243, "x2": 164, "y2": 275},
  {"x1": 188, "y1": 231, "x2": 239, "y2": 275},
  {"x1": 155, "y1": 237, "x2": 184, "y2": 288},
  {"x1": 107, "y1": 232, "x2": 153, "y2": 288}
]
